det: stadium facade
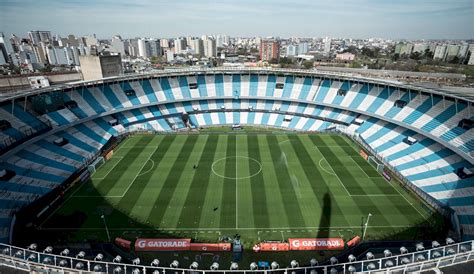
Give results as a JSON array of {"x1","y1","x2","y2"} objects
[{"x1": 0, "y1": 67, "x2": 473, "y2": 272}]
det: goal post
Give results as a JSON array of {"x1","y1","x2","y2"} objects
[
  {"x1": 368, "y1": 156, "x2": 384, "y2": 173},
  {"x1": 88, "y1": 156, "x2": 105, "y2": 174}
]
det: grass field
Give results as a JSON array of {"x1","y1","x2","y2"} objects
[{"x1": 38, "y1": 131, "x2": 439, "y2": 252}]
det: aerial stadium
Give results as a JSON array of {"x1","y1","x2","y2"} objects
[{"x1": 0, "y1": 67, "x2": 473, "y2": 273}]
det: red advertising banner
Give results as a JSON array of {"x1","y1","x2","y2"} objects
[
  {"x1": 135, "y1": 238, "x2": 191, "y2": 251},
  {"x1": 346, "y1": 236, "x2": 361, "y2": 248},
  {"x1": 189, "y1": 243, "x2": 231, "y2": 252},
  {"x1": 288, "y1": 238, "x2": 345, "y2": 251},
  {"x1": 253, "y1": 242, "x2": 290, "y2": 252},
  {"x1": 115, "y1": 238, "x2": 131, "y2": 251},
  {"x1": 360, "y1": 150, "x2": 369, "y2": 161}
]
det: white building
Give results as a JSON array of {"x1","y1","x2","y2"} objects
[
  {"x1": 111, "y1": 35, "x2": 126, "y2": 56},
  {"x1": 433, "y1": 45, "x2": 448, "y2": 61},
  {"x1": 204, "y1": 39, "x2": 217, "y2": 57},
  {"x1": 174, "y1": 38, "x2": 187, "y2": 54},
  {"x1": 190, "y1": 39, "x2": 204, "y2": 56},
  {"x1": 298, "y1": 42, "x2": 309, "y2": 54},
  {"x1": 138, "y1": 38, "x2": 149, "y2": 58},
  {"x1": 286, "y1": 45, "x2": 298, "y2": 57}
]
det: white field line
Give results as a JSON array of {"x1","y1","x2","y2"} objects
[
  {"x1": 348, "y1": 156, "x2": 379, "y2": 179},
  {"x1": 40, "y1": 224, "x2": 425, "y2": 231},
  {"x1": 314, "y1": 146, "x2": 351, "y2": 196},
  {"x1": 119, "y1": 148, "x2": 158, "y2": 197},
  {"x1": 388, "y1": 180, "x2": 428, "y2": 219},
  {"x1": 137, "y1": 159, "x2": 155, "y2": 177}
]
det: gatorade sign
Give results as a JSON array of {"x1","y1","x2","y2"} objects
[
  {"x1": 288, "y1": 238, "x2": 344, "y2": 250},
  {"x1": 135, "y1": 238, "x2": 191, "y2": 251}
]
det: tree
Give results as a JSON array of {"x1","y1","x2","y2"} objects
[{"x1": 302, "y1": 60, "x2": 314, "y2": 69}]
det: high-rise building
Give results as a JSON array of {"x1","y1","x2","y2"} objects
[
  {"x1": 0, "y1": 32, "x2": 14, "y2": 62},
  {"x1": 446, "y1": 45, "x2": 461, "y2": 61},
  {"x1": 138, "y1": 38, "x2": 149, "y2": 58},
  {"x1": 28, "y1": 30, "x2": 52, "y2": 45},
  {"x1": 204, "y1": 39, "x2": 217, "y2": 57},
  {"x1": 190, "y1": 39, "x2": 204, "y2": 56},
  {"x1": 298, "y1": 42, "x2": 309, "y2": 55},
  {"x1": 160, "y1": 39, "x2": 170, "y2": 48},
  {"x1": 149, "y1": 40, "x2": 161, "y2": 57},
  {"x1": 259, "y1": 39, "x2": 280, "y2": 61},
  {"x1": 174, "y1": 38, "x2": 187, "y2": 53},
  {"x1": 111, "y1": 35, "x2": 126, "y2": 56},
  {"x1": 79, "y1": 53, "x2": 122, "y2": 81},
  {"x1": 83, "y1": 35, "x2": 98, "y2": 47},
  {"x1": 286, "y1": 45, "x2": 298, "y2": 57},
  {"x1": 413, "y1": 43, "x2": 429, "y2": 53},
  {"x1": 324, "y1": 37, "x2": 331, "y2": 53}
]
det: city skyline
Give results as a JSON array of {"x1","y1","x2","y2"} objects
[{"x1": 0, "y1": 0, "x2": 473, "y2": 39}]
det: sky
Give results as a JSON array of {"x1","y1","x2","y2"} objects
[{"x1": 0, "y1": 0, "x2": 472, "y2": 39}]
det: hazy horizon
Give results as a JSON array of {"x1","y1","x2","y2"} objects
[{"x1": 1, "y1": 0, "x2": 473, "y2": 40}]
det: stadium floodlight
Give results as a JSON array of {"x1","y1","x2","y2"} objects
[
  {"x1": 170, "y1": 260, "x2": 179, "y2": 268},
  {"x1": 290, "y1": 260, "x2": 299, "y2": 268},
  {"x1": 27, "y1": 254, "x2": 36, "y2": 261},
  {"x1": 14, "y1": 250, "x2": 23, "y2": 257},
  {"x1": 416, "y1": 254, "x2": 426, "y2": 261},
  {"x1": 210, "y1": 262, "x2": 219, "y2": 271},
  {"x1": 416, "y1": 243, "x2": 424, "y2": 251},
  {"x1": 348, "y1": 254, "x2": 356, "y2": 262},
  {"x1": 230, "y1": 262, "x2": 238, "y2": 270},
  {"x1": 113, "y1": 266, "x2": 122, "y2": 273},
  {"x1": 400, "y1": 246, "x2": 408, "y2": 254},
  {"x1": 93, "y1": 265, "x2": 103, "y2": 272},
  {"x1": 432, "y1": 251, "x2": 442, "y2": 258},
  {"x1": 271, "y1": 261, "x2": 279, "y2": 270},
  {"x1": 348, "y1": 265, "x2": 356, "y2": 273},
  {"x1": 446, "y1": 238, "x2": 455, "y2": 245},
  {"x1": 132, "y1": 268, "x2": 140, "y2": 274},
  {"x1": 75, "y1": 262, "x2": 84, "y2": 270},
  {"x1": 132, "y1": 258, "x2": 141, "y2": 265},
  {"x1": 329, "y1": 257, "x2": 338, "y2": 265},
  {"x1": 310, "y1": 258, "x2": 318, "y2": 266},
  {"x1": 94, "y1": 253, "x2": 104, "y2": 261},
  {"x1": 250, "y1": 262, "x2": 258, "y2": 270},
  {"x1": 432, "y1": 241, "x2": 440, "y2": 248},
  {"x1": 446, "y1": 248, "x2": 456, "y2": 255},
  {"x1": 330, "y1": 268, "x2": 338, "y2": 274},
  {"x1": 60, "y1": 249, "x2": 70, "y2": 256},
  {"x1": 27, "y1": 243, "x2": 37, "y2": 250},
  {"x1": 76, "y1": 251, "x2": 85, "y2": 259},
  {"x1": 2, "y1": 248, "x2": 10, "y2": 255},
  {"x1": 42, "y1": 257, "x2": 52, "y2": 264},
  {"x1": 190, "y1": 262, "x2": 199, "y2": 270},
  {"x1": 101, "y1": 215, "x2": 111, "y2": 242},
  {"x1": 384, "y1": 260, "x2": 394, "y2": 267},
  {"x1": 366, "y1": 252, "x2": 374, "y2": 260},
  {"x1": 362, "y1": 213, "x2": 372, "y2": 240},
  {"x1": 366, "y1": 263, "x2": 377, "y2": 270},
  {"x1": 383, "y1": 249, "x2": 392, "y2": 257},
  {"x1": 400, "y1": 257, "x2": 411, "y2": 265},
  {"x1": 58, "y1": 259, "x2": 68, "y2": 267},
  {"x1": 113, "y1": 255, "x2": 122, "y2": 263},
  {"x1": 43, "y1": 246, "x2": 53, "y2": 253},
  {"x1": 150, "y1": 259, "x2": 160, "y2": 266}
]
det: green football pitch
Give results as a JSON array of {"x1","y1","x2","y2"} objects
[{"x1": 40, "y1": 132, "x2": 438, "y2": 246}]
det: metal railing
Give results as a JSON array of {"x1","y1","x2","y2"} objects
[{"x1": 0, "y1": 241, "x2": 472, "y2": 273}]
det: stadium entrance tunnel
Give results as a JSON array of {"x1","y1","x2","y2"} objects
[{"x1": 211, "y1": 156, "x2": 262, "y2": 180}]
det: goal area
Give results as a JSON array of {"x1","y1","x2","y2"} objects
[{"x1": 88, "y1": 156, "x2": 105, "y2": 174}]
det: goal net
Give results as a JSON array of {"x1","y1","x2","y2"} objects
[
  {"x1": 88, "y1": 156, "x2": 105, "y2": 174},
  {"x1": 368, "y1": 156, "x2": 384, "y2": 173}
]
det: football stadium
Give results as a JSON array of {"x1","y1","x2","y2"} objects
[{"x1": 0, "y1": 67, "x2": 473, "y2": 272}]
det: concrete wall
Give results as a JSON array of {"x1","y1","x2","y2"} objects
[{"x1": 0, "y1": 73, "x2": 82, "y2": 94}]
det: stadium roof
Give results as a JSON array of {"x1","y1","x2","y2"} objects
[{"x1": 1, "y1": 67, "x2": 473, "y2": 103}]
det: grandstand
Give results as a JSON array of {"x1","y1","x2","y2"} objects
[{"x1": 0, "y1": 67, "x2": 472, "y2": 272}]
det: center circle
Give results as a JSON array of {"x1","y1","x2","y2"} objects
[{"x1": 211, "y1": 156, "x2": 262, "y2": 180}]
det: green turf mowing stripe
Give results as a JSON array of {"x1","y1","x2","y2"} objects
[
  {"x1": 310, "y1": 135, "x2": 393, "y2": 226},
  {"x1": 333, "y1": 136, "x2": 382, "y2": 177},
  {"x1": 265, "y1": 134, "x2": 307, "y2": 227},
  {"x1": 220, "y1": 135, "x2": 237, "y2": 228},
  {"x1": 115, "y1": 135, "x2": 174, "y2": 211},
  {"x1": 86, "y1": 135, "x2": 154, "y2": 196},
  {"x1": 177, "y1": 135, "x2": 220, "y2": 228},
  {"x1": 247, "y1": 135, "x2": 271, "y2": 229},
  {"x1": 145, "y1": 135, "x2": 199, "y2": 224},
  {"x1": 288, "y1": 135, "x2": 350, "y2": 227}
]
